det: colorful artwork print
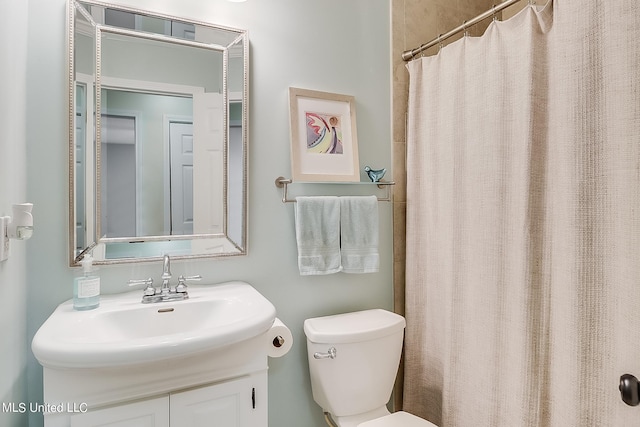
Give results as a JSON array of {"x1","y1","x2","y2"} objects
[{"x1": 305, "y1": 112, "x2": 344, "y2": 154}]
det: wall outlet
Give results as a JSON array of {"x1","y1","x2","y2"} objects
[{"x1": 0, "y1": 216, "x2": 9, "y2": 262}]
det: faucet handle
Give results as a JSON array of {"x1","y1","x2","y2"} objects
[
  {"x1": 175, "y1": 275, "x2": 201, "y2": 293},
  {"x1": 128, "y1": 278, "x2": 156, "y2": 296}
]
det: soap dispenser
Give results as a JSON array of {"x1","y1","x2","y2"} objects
[{"x1": 73, "y1": 255, "x2": 100, "y2": 310}]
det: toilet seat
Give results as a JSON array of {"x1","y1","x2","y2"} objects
[{"x1": 357, "y1": 411, "x2": 436, "y2": 427}]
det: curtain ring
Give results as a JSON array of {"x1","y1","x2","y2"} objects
[
  {"x1": 492, "y1": 4, "x2": 497, "y2": 21},
  {"x1": 437, "y1": 34, "x2": 443, "y2": 51},
  {"x1": 463, "y1": 20, "x2": 469, "y2": 37}
]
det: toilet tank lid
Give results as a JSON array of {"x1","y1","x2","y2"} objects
[{"x1": 304, "y1": 309, "x2": 406, "y2": 344}]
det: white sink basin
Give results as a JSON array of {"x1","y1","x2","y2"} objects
[{"x1": 32, "y1": 281, "x2": 276, "y2": 369}]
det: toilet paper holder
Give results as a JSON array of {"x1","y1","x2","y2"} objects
[
  {"x1": 273, "y1": 336, "x2": 285, "y2": 348},
  {"x1": 267, "y1": 318, "x2": 293, "y2": 358}
]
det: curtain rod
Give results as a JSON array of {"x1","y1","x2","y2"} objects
[{"x1": 401, "y1": 0, "x2": 526, "y2": 61}]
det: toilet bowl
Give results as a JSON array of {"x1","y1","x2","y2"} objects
[{"x1": 304, "y1": 309, "x2": 437, "y2": 427}]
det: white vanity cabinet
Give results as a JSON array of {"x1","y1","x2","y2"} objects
[
  {"x1": 41, "y1": 334, "x2": 269, "y2": 427},
  {"x1": 69, "y1": 376, "x2": 260, "y2": 427}
]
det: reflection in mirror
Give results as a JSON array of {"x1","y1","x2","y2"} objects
[
  {"x1": 100, "y1": 90, "x2": 194, "y2": 238},
  {"x1": 69, "y1": 0, "x2": 248, "y2": 265}
]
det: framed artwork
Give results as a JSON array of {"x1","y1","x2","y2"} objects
[{"x1": 288, "y1": 87, "x2": 360, "y2": 182}]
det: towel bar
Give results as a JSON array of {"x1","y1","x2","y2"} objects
[{"x1": 274, "y1": 176, "x2": 395, "y2": 203}]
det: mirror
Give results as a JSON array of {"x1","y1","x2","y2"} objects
[{"x1": 68, "y1": 0, "x2": 248, "y2": 265}]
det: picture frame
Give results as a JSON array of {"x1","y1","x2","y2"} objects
[{"x1": 288, "y1": 87, "x2": 360, "y2": 182}]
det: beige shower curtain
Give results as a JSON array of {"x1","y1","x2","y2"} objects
[{"x1": 403, "y1": 1, "x2": 640, "y2": 426}]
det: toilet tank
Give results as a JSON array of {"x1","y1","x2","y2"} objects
[{"x1": 304, "y1": 309, "x2": 406, "y2": 417}]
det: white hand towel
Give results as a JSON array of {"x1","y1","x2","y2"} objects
[
  {"x1": 295, "y1": 196, "x2": 342, "y2": 275},
  {"x1": 340, "y1": 195, "x2": 379, "y2": 273}
]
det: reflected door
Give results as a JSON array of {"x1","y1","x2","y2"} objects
[
  {"x1": 193, "y1": 93, "x2": 224, "y2": 235},
  {"x1": 169, "y1": 122, "x2": 194, "y2": 235}
]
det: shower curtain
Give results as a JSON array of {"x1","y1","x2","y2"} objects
[{"x1": 403, "y1": 1, "x2": 640, "y2": 426}]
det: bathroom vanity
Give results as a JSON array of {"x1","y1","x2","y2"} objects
[
  {"x1": 33, "y1": 283, "x2": 277, "y2": 427},
  {"x1": 46, "y1": 346, "x2": 267, "y2": 427}
]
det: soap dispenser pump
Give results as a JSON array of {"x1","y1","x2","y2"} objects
[{"x1": 73, "y1": 255, "x2": 100, "y2": 310}]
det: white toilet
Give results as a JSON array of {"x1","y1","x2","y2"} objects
[{"x1": 304, "y1": 309, "x2": 437, "y2": 427}]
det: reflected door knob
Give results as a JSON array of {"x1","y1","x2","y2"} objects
[{"x1": 619, "y1": 374, "x2": 640, "y2": 406}]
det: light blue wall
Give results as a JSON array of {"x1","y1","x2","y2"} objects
[
  {"x1": 0, "y1": 1, "x2": 29, "y2": 426},
  {"x1": 23, "y1": 1, "x2": 391, "y2": 426}
]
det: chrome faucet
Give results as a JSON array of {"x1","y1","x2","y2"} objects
[
  {"x1": 128, "y1": 254, "x2": 201, "y2": 304},
  {"x1": 161, "y1": 254, "x2": 172, "y2": 294}
]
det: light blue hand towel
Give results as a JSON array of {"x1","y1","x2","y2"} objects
[
  {"x1": 340, "y1": 196, "x2": 379, "y2": 273},
  {"x1": 295, "y1": 196, "x2": 342, "y2": 275}
]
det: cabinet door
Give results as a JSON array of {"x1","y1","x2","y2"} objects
[
  {"x1": 170, "y1": 377, "x2": 254, "y2": 427},
  {"x1": 70, "y1": 396, "x2": 169, "y2": 427}
]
